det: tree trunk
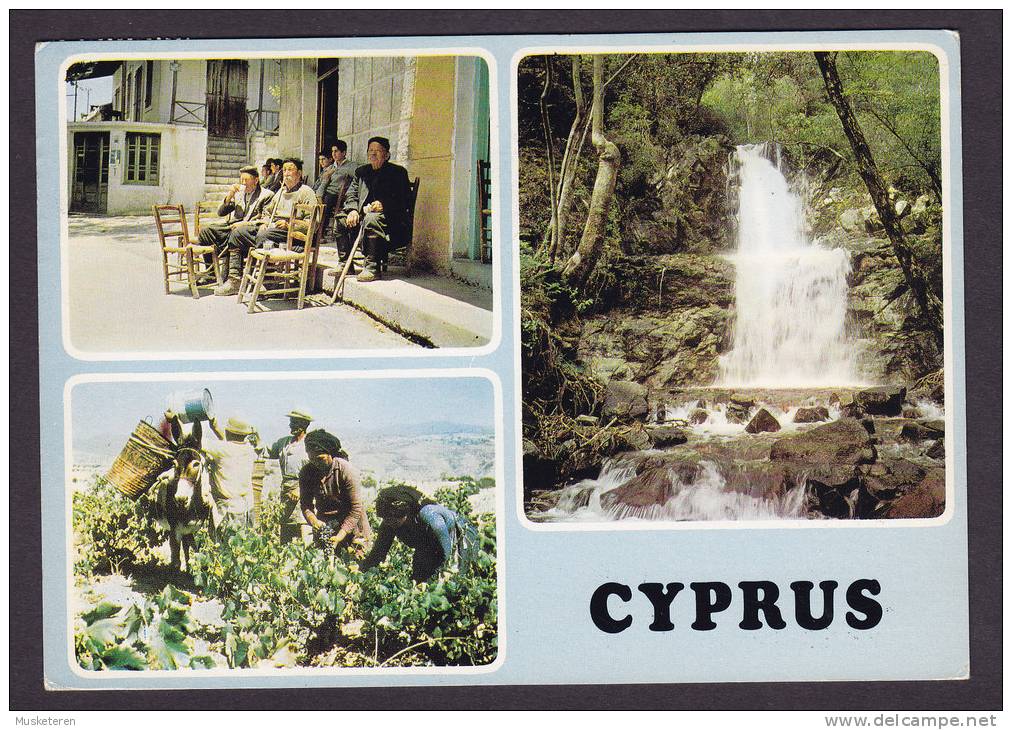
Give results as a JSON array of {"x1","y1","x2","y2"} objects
[
  {"x1": 561, "y1": 55, "x2": 621, "y2": 290},
  {"x1": 815, "y1": 51, "x2": 944, "y2": 348},
  {"x1": 551, "y1": 56, "x2": 586, "y2": 262},
  {"x1": 539, "y1": 56, "x2": 559, "y2": 255}
]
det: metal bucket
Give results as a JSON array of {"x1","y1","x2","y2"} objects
[
  {"x1": 105, "y1": 420, "x2": 175, "y2": 500},
  {"x1": 166, "y1": 388, "x2": 214, "y2": 424}
]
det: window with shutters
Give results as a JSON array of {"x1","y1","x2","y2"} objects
[{"x1": 124, "y1": 132, "x2": 160, "y2": 185}]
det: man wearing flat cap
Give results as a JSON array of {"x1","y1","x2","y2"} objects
[
  {"x1": 197, "y1": 165, "x2": 274, "y2": 271},
  {"x1": 267, "y1": 409, "x2": 315, "y2": 544},
  {"x1": 342, "y1": 136, "x2": 412, "y2": 282}
]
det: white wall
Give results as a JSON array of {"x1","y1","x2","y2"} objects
[
  {"x1": 336, "y1": 56, "x2": 412, "y2": 163},
  {"x1": 67, "y1": 122, "x2": 208, "y2": 215},
  {"x1": 277, "y1": 59, "x2": 318, "y2": 168}
]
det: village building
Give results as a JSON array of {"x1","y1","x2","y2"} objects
[{"x1": 66, "y1": 55, "x2": 492, "y2": 283}]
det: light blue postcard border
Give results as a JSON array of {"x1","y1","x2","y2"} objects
[{"x1": 36, "y1": 29, "x2": 966, "y2": 689}]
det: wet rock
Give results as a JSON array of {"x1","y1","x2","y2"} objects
[
  {"x1": 861, "y1": 459, "x2": 927, "y2": 501},
  {"x1": 689, "y1": 408, "x2": 709, "y2": 425},
  {"x1": 900, "y1": 419, "x2": 945, "y2": 442},
  {"x1": 840, "y1": 208, "x2": 865, "y2": 234},
  {"x1": 840, "y1": 401, "x2": 864, "y2": 419},
  {"x1": 806, "y1": 476, "x2": 862, "y2": 519},
  {"x1": 696, "y1": 399, "x2": 708, "y2": 409},
  {"x1": 829, "y1": 392, "x2": 841, "y2": 407},
  {"x1": 853, "y1": 386, "x2": 906, "y2": 416},
  {"x1": 600, "y1": 468, "x2": 678, "y2": 510},
  {"x1": 612, "y1": 423, "x2": 652, "y2": 453},
  {"x1": 602, "y1": 380, "x2": 649, "y2": 422},
  {"x1": 647, "y1": 426, "x2": 689, "y2": 449},
  {"x1": 549, "y1": 484, "x2": 597, "y2": 512},
  {"x1": 794, "y1": 406, "x2": 830, "y2": 423},
  {"x1": 902, "y1": 405, "x2": 919, "y2": 418},
  {"x1": 879, "y1": 469, "x2": 945, "y2": 519},
  {"x1": 925, "y1": 439, "x2": 945, "y2": 460},
  {"x1": 770, "y1": 418, "x2": 877, "y2": 465},
  {"x1": 726, "y1": 396, "x2": 754, "y2": 424},
  {"x1": 746, "y1": 408, "x2": 781, "y2": 434},
  {"x1": 654, "y1": 403, "x2": 668, "y2": 422},
  {"x1": 862, "y1": 206, "x2": 884, "y2": 233},
  {"x1": 567, "y1": 458, "x2": 603, "y2": 484},
  {"x1": 587, "y1": 356, "x2": 632, "y2": 385}
]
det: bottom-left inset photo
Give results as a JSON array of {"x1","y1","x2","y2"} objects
[{"x1": 65, "y1": 373, "x2": 501, "y2": 674}]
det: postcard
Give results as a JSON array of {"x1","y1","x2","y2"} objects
[{"x1": 33, "y1": 29, "x2": 969, "y2": 691}]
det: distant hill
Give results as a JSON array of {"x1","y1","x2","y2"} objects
[{"x1": 74, "y1": 425, "x2": 495, "y2": 486}]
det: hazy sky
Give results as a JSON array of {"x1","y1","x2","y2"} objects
[
  {"x1": 71, "y1": 376, "x2": 495, "y2": 451},
  {"x1": 66, "y1": 77, "x2": 113, "y2": 121}
]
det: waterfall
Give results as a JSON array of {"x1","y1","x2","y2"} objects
[
  {"x1": 538, "y1": 460, "x2": 809, "y2": 523},
  {"x1": 718, "y1": 143, "x2": 857, "y2": 387}
]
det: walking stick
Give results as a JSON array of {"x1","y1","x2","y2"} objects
[{"x1": 330, "y1": 224, "x2": 367, "y2": 305}]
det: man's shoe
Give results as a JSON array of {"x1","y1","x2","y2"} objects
[
  {"x1": 356, "y1": 268, "x2": 378, "y2": 283},
  {"x1": 214, "y1": 278, "x2": 241, "y2": 296}
]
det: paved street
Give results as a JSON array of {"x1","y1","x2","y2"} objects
[{"x1": 66, "y1": 215, "x2": 419, "y2": 355}]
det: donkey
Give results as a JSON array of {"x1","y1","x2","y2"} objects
[{"x1": 151, "y1": 419, "x2": 214, "y2": 573}]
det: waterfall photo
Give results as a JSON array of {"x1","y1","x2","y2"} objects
[{"x1": 518, "y1": 49, "x2": 948, "y2": 524}]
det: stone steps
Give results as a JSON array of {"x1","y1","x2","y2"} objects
[{"x1": 205, "y1": 134, "x2": 248, "y2": 186}]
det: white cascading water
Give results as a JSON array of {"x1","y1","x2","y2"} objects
[
  {"x1": 538, "y1": 460, "x2": 808, "y2": 523},
  {"x1": 718, "y1": 143, "x2": 856, "y2": 387}
]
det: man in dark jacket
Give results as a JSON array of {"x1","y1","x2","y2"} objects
[
  {"x1": 342, "y1": 136, "x2": 411, "y2": 282},
  {"x1": 197, "y1": 165, "x2": 274, "y2": 271}
]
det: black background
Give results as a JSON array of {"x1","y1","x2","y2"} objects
[{"x1": 10, "y1": 9, "x2": 1002, "y2": 711}]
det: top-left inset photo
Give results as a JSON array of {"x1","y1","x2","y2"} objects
[{"x1": 59, "y1": 51, "x2": 495, "y2": 357}]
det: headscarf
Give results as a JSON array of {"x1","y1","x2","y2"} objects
[
  {"x1": 374, "y1": 484, "x2": 434, "y2": 521},
  {"x1": 303, "y1": 429, "x2": 347, "y2": 459}
]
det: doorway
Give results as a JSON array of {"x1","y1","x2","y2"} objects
[
  {"x1": 316, "y1": 59, "x2": 340, "y2": 151},
  {"x1": 71, "y1": 131, "x2": 110, "y2": 213},
  {"x1": 206, "y1": 60, "x2": 248, "y2": 138}
]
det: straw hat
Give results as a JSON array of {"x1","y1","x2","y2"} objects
[
  {"x1": 224, "y1": 417, "x2": 255, "y2": 439},
  {"x1": 286, "y1": 409, "x2": 313, "y2": 424}
]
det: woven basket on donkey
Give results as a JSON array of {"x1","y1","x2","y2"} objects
[{"x1": 105, "y1": 420, "x2": 175, "y2": 500}]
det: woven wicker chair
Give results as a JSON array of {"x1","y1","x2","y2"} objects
[
  {"x1": 238, "y1": 203, "x2": 323, "y2": 313},
  {"x1": 153, "y1": 204, "x2": 222, "y2": 298}
]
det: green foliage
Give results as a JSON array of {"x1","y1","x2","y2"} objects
[
  {"x1": 186, "y1": 483, "x2": 498, "y2": 668},
  {"x1": 75, "y1": 585, "x2": 215, "y2": 671},
  {"x1": 72, "y1": 479, "x2": 162, "y2": 576},
  {"x1": 520, "y1": 245, "x2": 601, "y2": 424}
]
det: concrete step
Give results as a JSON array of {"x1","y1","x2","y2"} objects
[
  {"x1": 205, "y1": 167, "x2": 243, "y2": 179},
  {"x1": 207, "y1": 137, "x2": 245, "y2": 148},
  {"x1": 315, "y1": 251, "x2": 493, "y2": 348},
  {"x1": 202, "y1": 185, "x2": 234, "y2": 200},
  {"x1": 204, "y1": 175, "x2": 240, "y2": 185},
  {"x1": 206, "y1": 153, "x2": 248, "y2": 164}
]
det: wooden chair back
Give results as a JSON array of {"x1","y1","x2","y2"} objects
[
  {"x1": 193, "y1": 200, "x2": 225, "y2": 240},
  {"x1": 153, "y1": 204, "x2": 191, "y2": 249},
  {"x1": 285, "y1": 203, "x2": 321, "y2": 252},
  {"x1": 477, "y1": 159, "x2": 492, "y2": 264}
]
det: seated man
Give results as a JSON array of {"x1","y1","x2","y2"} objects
[
  {"x1": 264, "y1": 158, "x2": 284, "y2": 193},
  {"x1": 214, "y1": 157, "x2": 319, "y2": 296},
  {"x1": 342, "y1": 136, "x2": 411, "y2": 282},
  {"x1": 197, "y1": 165, "x2": 274, "y2": 269},
  {"x1": 259, "y1": 161, "x2": 274, "y2": 189},
  {"x1": 313, "y1": 140, "x2": 357, "y2": 249}
]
